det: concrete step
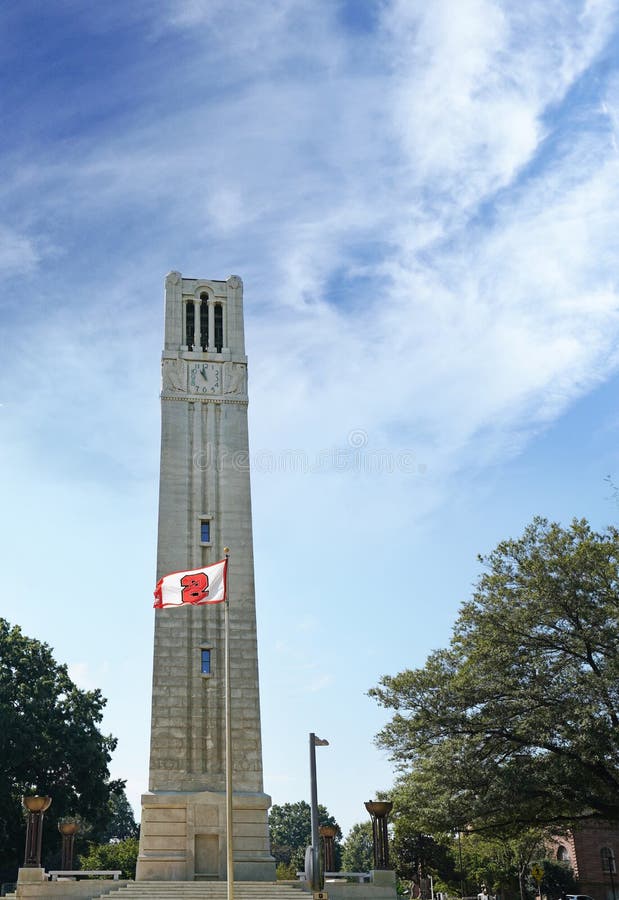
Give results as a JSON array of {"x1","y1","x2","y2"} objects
[
  {"x1": 93, "y1": 883, "x2": 308, "y2": 900},
  {"x1": 100, "y1": 884, "x2": 304, "y2": 889}
]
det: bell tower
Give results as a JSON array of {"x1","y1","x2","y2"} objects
[{"x1": 136, "y1": 272, "x2": 275, "y2": 882}]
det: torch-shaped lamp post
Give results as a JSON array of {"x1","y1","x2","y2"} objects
[
  {"x1": 58, "y1": 821, "x2": 79, "y2": 871},
  {"x1": 365, "y1": 800, "x2": 393, "y2": 870},
  {"x1": 320, "y1": 825, "x2": 338, "y2": 874},
  {"x1": 23, "y1": 796, "x2": 52, "y2": 868}
]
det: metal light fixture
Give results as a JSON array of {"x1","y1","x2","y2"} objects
[
  {"x1": 319, "y1": 825, "x2": 338, "y2": 873},
  {"x1": 58, "y1": 821, "x2": 79, "y2": 871},
  {"x1": 365, "y1": 800, "x2": 393, "y2": 870},
  {"x1": 23, "y1": 796, "x2": 52, "y2": 868},
  {"x1": 306, "y1": 733, "x2": 329, "y2": 891}
]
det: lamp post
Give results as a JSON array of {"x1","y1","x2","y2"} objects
[
  {"x1": 306, "y1": 733, "x2": 329, "y2": 891},
  {"x1": 22, "y1": 796, "x2": 52, "y2": 868},
  {"x1": 58, "y1": 821, "x2": 79, "y2": 871},
  {"x1": 457, "y1": 830, "x2": 464, "y2": 900},
  {"x1": 364, "y1": 800, "x2": 392, "y2": 870},
  {"x1": 320, "y1": 825, "x2": 338, "y2": 874}
]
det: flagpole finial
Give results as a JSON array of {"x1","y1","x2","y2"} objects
[{"x1": 223, "y1": 547, "x2": 230, "y2": 556}]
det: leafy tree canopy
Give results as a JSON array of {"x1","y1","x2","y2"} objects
[
  {"x1": 0, "y1": 618, "x2": 122, "y2": 879},
  {"x1": 341, "y1": 821, "x2": 373, "y2": 873},
  {"x1": 370, "y1": 518, "x2": 619, "y2": 832},
  {"x1": 79, "y1": 837, "x2": 139, "y2": 880},
  {"x1": 454, "y1": 829, "x2": 577, "y2": 900},
  {"x1": 532, "y1": 857, "x2": 578, "y2": 899},
  {"x1": 457, "y1": 828, "x2": 549, "y2": 900},
  {"x1": 99, "y1": 788, "x2": 139, "y2": 843},
  {"x1": 269, "y1": 801, "x2": 341, "y2": 872}
]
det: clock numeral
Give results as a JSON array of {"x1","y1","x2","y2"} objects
[{"x1": 190, "y1": 364, "x2": 220, "y2": 394}]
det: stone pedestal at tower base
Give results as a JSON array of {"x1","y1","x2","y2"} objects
[
  {"x1": 17, "y1": 868, "x2": 47, "y2": 883},
  {"x1": 371, "y1": 870, "x2": 396, "y2": 887},
  {"x1": 136, "y1": 789, "x2": 276, "y2": 882}
]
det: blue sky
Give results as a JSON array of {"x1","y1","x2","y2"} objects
[{"x1": 2, "y1": 0, "x2": 619, "y2": 837}]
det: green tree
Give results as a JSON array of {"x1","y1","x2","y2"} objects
[
  {"x1": 0, "y1": 619, "x2": 121, "y2": 880},
  {"x1": 383, "y1": 782, "x2": 456, "y2": 883},
  {"x1": 275, "y1": 861, "x2": 298, "y2": 881},
  {"x1": 370, "y1": 519, "x2": 619, "y2": 832},
  {"x1": 458, "y1": 829, "x2": 548, "y2": 900},
  {"x1": 78, "y1": 837, "x2": 139, "y2": 880},
  {"x1": 269, "y1": 801, "x2": 341, "y2": 873},
  {"x1": 99, "y1": 788, "x2": 139, "y2": 842},
  {"x1": 341, "y1": 822, "x2": 373, "y2": 872},
  {"x1": 531, "y1": 858, "x2": 577, "y2": 899}
]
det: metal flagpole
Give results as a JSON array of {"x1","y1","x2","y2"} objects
[{"x1": 224, "y1": 548, "x2": 234, "y2": 900}]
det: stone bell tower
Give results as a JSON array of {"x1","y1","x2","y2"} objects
[{"x1": 136, "y1": 272, "x2": 275, "y2": 882}]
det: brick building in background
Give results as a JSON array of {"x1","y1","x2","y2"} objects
[{"x1": 549, "y1": 822, "x2": 618, "y2": 900}]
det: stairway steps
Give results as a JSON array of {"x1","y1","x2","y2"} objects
[{"x1": 92, "y1": 883, "x2": 308, "y2": 900}]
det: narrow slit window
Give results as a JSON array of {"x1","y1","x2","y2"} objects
[
  {"x1": 601, "y1": 848, "x2": 616, "y2": 874},
  {"x1": 185, "y1": 302, "x2": 195, "y2": 350},
  {"x1": 214, "y1": 303, "x2": 223, "y2": 352},
  {"x1": 200, "y1": 293, "x2": 209, "y2": 351},
  {"x1": 200, "y1": 520, "x2": 211, "y2": 543},
  {"x1": 201, "y1": 649, "x2": 211, "y2": 675}
]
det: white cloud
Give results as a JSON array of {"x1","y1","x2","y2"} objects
[
  {"x1": 2, "y1": 1, "x2": 617, "y2": 501},
  {"x1": 380, "y1": 0, "x2": 616, "y2": 229}
]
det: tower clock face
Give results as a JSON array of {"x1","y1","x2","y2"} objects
[{"x1": 189, "y1": 362, "x2": 221, "y2": 394}]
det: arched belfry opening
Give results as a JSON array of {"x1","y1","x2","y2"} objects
[
  {"x1": 214, "y1": 302, "x2": 223, "y2": 353},
  {"x1": 182, "y1": 288, "x2": 227, "y2": 355},
  {"x1": 200, "y1": 292, "x2": 209, "y2": 351},
  {"x1": 185, "y1": 300, "x2": 195, "y2": 351}
]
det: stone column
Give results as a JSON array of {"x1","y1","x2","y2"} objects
[
  {"x1": 208, "y1": 301, "x2": 215, "y2": 352},
  {"x1": 193, "y1": 300, "x2": 200, "y2": 350}
]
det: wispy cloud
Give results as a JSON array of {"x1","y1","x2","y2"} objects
[{"x1": 4, "y1": 1, "x2": 617, "y2": 495}]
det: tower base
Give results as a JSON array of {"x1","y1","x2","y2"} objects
[{"x1": 136, "y1": 789, "x2": 276, "y2": 882}]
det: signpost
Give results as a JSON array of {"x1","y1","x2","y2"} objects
[{"x1": 531, "y1": 864, "x2": 544, "y2": 900}]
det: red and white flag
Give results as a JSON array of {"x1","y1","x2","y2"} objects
[{"x1": 154, "y1": 559, "x2": 228, "y2": 609}]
